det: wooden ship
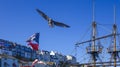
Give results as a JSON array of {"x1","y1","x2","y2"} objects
[{"x1": 74, "y1": 0, "x2": 120, "y2": 67}]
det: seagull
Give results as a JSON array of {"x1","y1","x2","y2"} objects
[{"x1": 36, "y1": 9, "x2": 70, "y2": 28}]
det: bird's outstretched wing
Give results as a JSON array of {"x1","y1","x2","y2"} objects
[
  {"x1": 53, "y1": 21, "x2": 70, "y2": 28},
  {"x1": 36, "y1": 9, "x2": 70, "y2": 28},
  {"x1": 36, "y1": 9, "x2": 50, "y2": 21}
]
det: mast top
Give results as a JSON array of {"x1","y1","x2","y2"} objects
[
  {"x1": 114, "y1": 5, "x2": 116, "y2": 25},
  {"x1": 92, "y1": 0, "x2": 95, "y2": 22}
]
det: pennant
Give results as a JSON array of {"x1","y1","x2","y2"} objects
[
  {"x1": 26, "y1": 33, "x2": 39, "y2": 51},
  {"x1": 26, "y1": 33, "x2": 39, "y2": 44},
  {"x1": 28, "y1": 42, "x2": 39, "y2": 51}
]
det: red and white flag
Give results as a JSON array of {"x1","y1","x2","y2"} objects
[{"x1": 26, "y1": 33, "x2": 39, "y2": 51}]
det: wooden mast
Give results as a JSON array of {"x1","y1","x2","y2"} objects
[
  {"x1": 113, "y1": 5, "x2": 117, "y2": 67},
  {"x1": 92, "y1": 0, "x2": 96, "y2": 66}
]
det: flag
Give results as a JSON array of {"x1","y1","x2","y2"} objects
[
  {"x1": 28, "y1": 42, "x2": 39, "y2": 51},
  {"x1": 26, "y1": 33, "x2": 39, "y2": 44},
  {"x1": 26, "y1": 33, "x2": 39, "y2": 51}
]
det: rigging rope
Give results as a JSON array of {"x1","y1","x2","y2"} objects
[
  {"x1": 97, "y1": 23, "x2": 112, "y2": 34},
  {"x1": 78, "y1": 53, "x2": 89, "y2": 63},
  {"x1": 116, "y1": 29, "x2": 120, "y2": 46},
  {"x1": 69, "y1": 45, "x2": 78, "y2": 57},
  {"x1": 77, "y1": 23, "x2": 92, "y2": 45}
]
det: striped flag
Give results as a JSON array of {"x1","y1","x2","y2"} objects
[
  {"x1": 26, "y1": 33, "x2": 39, "y2": 44},
  {"x1": 26, "y1": 33, "x2": 39, "y2": 51}
]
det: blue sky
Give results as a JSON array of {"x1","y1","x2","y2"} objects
[{"x1": 0, "y1": 0, "x2": 120, "y2": 63}]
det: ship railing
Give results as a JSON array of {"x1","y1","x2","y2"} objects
[
  {"x1": 107, "y1": 46, "x2": 120, "y2": 53},
  {"x1": 86, "y1": 45, "x2": 103, "y2": 53}
]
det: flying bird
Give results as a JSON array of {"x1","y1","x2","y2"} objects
[{"x1": 36, "y1": 9, "x2": 70, "y2": 28}]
